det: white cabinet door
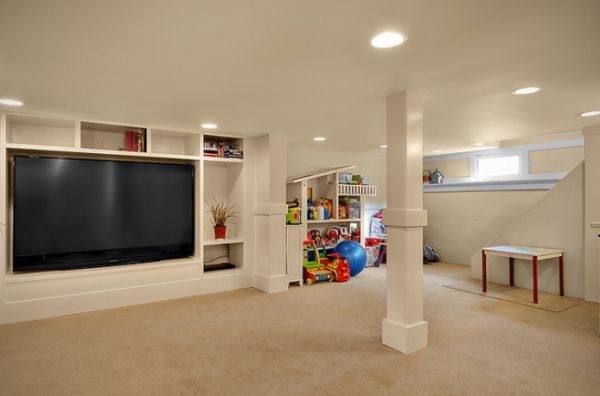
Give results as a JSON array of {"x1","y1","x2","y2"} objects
[{"x1": 286, "y1": 225, "x2": 303, "y2": 285}]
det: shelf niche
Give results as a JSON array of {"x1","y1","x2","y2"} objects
[
  {"x1": 151, "y1": 129, "x2": 200, "y2": 157},
  {"x1": 204, "y1": 243, "x2": 243, "y2": 272},
  {"x1": 203, "y1": 134, "x2": 244, "y2": 160},
  {"x1": 81, "y1": 121, "x2": 147, "y2": 153},
  {"x1": 6, "y1": 114, "x2": 77, "y2": 148},
  {"x1": 203, "y1": 160, "x2": 243, "y2": 241}
]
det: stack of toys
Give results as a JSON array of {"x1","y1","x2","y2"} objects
[
  {"x1": 302, "y1": 239, "x2": 350, "y2": 285},
  {"x1": 338, "y1": 172, "x2": 368, "y2": 185},
  {"x1": 338, "y1": 196, "x2": 360, "y2": 219},
  {"x1": 307, "y1": 197, "x2": 333, "y2": 221}
]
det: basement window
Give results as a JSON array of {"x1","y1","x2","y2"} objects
[{"x1": 475, "y1": 154, "x2": 520, "y2": 178}]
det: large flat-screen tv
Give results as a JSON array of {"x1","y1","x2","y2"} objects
[{"x1": 13, "y1": 156, "x2": 194, "y2": 272}]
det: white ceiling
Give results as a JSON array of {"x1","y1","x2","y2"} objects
[{"x1": 1, "y1": 0, "x2": 599, "y2": 155}]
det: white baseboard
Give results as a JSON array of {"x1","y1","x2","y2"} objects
[
  {"x1": 0, "y1": 272, "x2": 248, "y2": 325},
  {"x1": 382, "y1": 318, "x2": 428, "y2": 353},
  {"x1": 253, "y1": 272, "x2": 289, "y2": 293}
]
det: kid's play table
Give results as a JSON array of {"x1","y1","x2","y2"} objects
[{"x1": 481, "y1": 245, "x2": 564, "y2": 304}]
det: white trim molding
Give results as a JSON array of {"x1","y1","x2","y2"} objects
[
  {"x1": 424, "y1": 173, "x2": 565, "y2": 192},
  {"x1": 424, "y1": 138, "x2": 582, "y2": 192}
]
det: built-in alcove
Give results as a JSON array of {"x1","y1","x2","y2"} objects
[
  {"x1": 150, "y1": 129, "x2": 201, "y2": 157},
  {"x1": 203, "y1": 134, "x2": 244, "y2": 161},
  {"x1": 0, "y1": 111, "x2": 254, "y2": 324},
  {"x1": 203, "y1": 241, "x2": 243, "y2": 272},
  {"x1": 81, "y1": 121, "x2": 147, "y2": 153},
  {"x1": 6, "y1": 114, "x2": 77, "y2": 148}
]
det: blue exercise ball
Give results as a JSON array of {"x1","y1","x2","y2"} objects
[{"x1": 335, "y1": 240, "x2": 367, "y2": 276}]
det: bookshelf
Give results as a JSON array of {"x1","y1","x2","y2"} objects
[
  {"x1": 203, "y1": 134, "x2": 244, "y2": 161},
  {"x1": 202, "y1": 134, "x2": 245, "y2": 272}
]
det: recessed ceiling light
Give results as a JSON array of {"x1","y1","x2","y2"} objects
[
  {"x1": 313, "y1": 136, "x2": 327, "y2": 142},
  {"x1": 380, "y1": 144, "x2": 387, "y2": 149},
  {"x1": 512, "y1": 86, "x2": 540, "y2": 95},
  {"x1": 0, "y1": 98, "x2": 23, "y2": 106},
  {"x1": 432, "y1": 150, "x2": 444, "y2": 154},
  {"x1": 580, "y1": 110, "x2": 600, "y2": 118},
  {"x1": 371, "y1": 31, "x2": 406, "y2": 48},
  {"x1": 472, "y1": 142, "x2": 484, "y2": 147},
  {"x1": 201, "y1": 123, "x2": 218, "y2": 129}
]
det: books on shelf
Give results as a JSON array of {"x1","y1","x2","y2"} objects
[
  {"x1": 124, "y1": 129, "x2": 146, "y2": 152},
  {"x1": 203, "y1": 139, "x2": 243, "y2": 159}
]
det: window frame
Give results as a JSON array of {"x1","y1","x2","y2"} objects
[
  {"x1": 472, "y1": 151, "x2": 526, "y2": 180},
  {"x1": 423, "y1": 138, "x2": 582, "y2": 192}
]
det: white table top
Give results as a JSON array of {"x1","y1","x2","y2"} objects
[{"x1": 483, "y1": 245, "x2": 563, "y2": 260}]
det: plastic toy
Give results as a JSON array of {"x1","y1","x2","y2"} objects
[
  {"x1": 287, "y1": 207, "x2": 301, "y2": 224},
  {"x1": 322, "y1": 252, "x2": 350, "y2": 282},
  {"x1": 303, "y1": 265, "x2": 333, "y2": 285},
  {"x1": 303, "y1": 241, "x2": 333, "y2": 285},
  {"x1": 335, "y1": 240, "x2": 367, "y2": 276},
  {"x1": 308, "y1": 229, "x2": 322, "y2": 243}
]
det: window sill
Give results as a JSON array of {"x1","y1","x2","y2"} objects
[{"x1": 423, "y1": 173, "x2": 565, "y2": 193}]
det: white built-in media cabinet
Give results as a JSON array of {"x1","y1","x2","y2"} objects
[{"x1": 0, "y1": 112, "x2": 278, "y2": 324}]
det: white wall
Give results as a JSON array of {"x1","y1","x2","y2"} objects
[
  {"x1": 423, "y1": 190, "x2": 545, "y2": 265},
  {"x1": 470, "y1": 164, "x2": 584, "y2": 298},
  {"x1": 583, "y1": 125, "x2": 600, "y2": 303}
]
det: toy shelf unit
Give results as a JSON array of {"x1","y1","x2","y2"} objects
[
  {"x1": 81, "y1": 121, "x2": 147, "y2": 154},
  {"x1": 203, "y1": 135, "x2": 245, "y2": 273},
  {"x1": 286, "y1": 165, "x2": 377, "y2": 242},
  {"x1": 285, "y1": 165, "x2": 377, "y2": 286},
  {"x1": 203, "y1": 134, "x2": 244, "y2": 162}
]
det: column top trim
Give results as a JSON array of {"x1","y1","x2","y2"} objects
[{"x1": 383, "y1": 209, "x2": 427, "y2": 227}]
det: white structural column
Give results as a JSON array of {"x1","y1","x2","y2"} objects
[
  {"x1": 582, "y1": 124, "x2": 600, "y2": 337},
  {"x1": 250, "y1": 134, "x2": 289, "y2": 293},
  {"x1": 382, "y1": 91, "x2": 428, "y2": 353}
]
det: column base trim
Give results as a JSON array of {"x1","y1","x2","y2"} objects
[
  {"x1": 253, "y1": 273, "x2": 289, "y2": 293},
  {"x1": 382, "y1": 318, "x2": 428, "y2": 353}
]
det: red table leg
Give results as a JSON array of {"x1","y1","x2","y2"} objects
[
  {"x1": 532, "y1": 256, "x2": 538, "y2": 304},
  {"x1": 559, "y1": 253, "x2": 564, "y2": 296},
  {"x1": 509, "y1": 257, "x2": 514, "y2": 287},
  {"x1": 482, "y1": 250, "x2": 487, "y2": 293}
]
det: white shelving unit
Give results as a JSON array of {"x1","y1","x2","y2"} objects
[
  {"x1": 202, "y1": 133, "x2": 245, "y2": 272},
  {"x1": 285, "y1": 165, "x2": 378, "y2": 285},
  {"x1": 203, "y1": 238, "x2": 244, "y2": 246},
  {"x1": 0, "y1": 111, "x2": 254, "y2": 324}
]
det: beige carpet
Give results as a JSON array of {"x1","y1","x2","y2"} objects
[
  {"x1": 0, "y1": 263, "x2": 598, "y2": 395},
  {"x1": 443, "y1": 278, "x2": 580, "y2": 312}
]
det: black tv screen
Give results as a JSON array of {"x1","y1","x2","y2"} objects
[{"x1": 13, "y1": 156, "x2": 194, "y2": 272}]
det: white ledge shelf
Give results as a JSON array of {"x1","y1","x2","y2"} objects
[
  {"x1": 423, "y1": 173, "x2": 566, "y2": 193},
  {"x1": 203, "y1": 157, "x2": 244, "y2": 164},
  {"x1": 6, "y1": 143, "x2": 202, "y2": 161},
  {"x1": 307, "y1": 218, "x2": 361, "y2": 224},
  {"x1": 203, "y1": 238, "x2": 244, "y2": 246}
]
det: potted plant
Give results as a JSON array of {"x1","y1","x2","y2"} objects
[{"x1": 207, "y1": 198, "x2": 236, "y2": 239}]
